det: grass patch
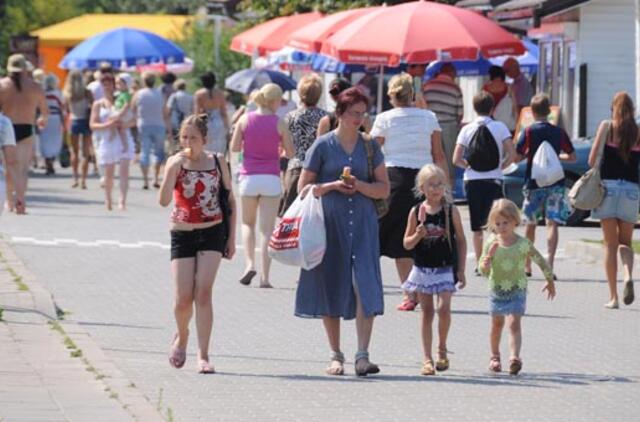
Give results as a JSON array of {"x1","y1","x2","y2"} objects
[
  {"x1": 582, "y1": 239, "x2": 640, "y2": 254},
  {"x1": 0, "y1": 307, "x2": 4, "y2": 321},
  {"x1": 6, "y1": 267, "x2": 29, "y2": 291}
]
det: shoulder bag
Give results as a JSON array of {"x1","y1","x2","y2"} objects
[{"x1": 568, "y1": 121, "x2": 610, "y2": 210}]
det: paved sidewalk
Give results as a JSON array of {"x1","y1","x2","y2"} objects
[{"x1": 0, "y1": 240, "x2": 162, "y2": 422}]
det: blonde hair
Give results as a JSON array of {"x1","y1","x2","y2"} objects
[
  {"x1": 414, "y1": 164, "x2": 448, "y2": 199},
  {"x1": 485, "y1": 199, "x2": 521, "y2": 233},
  {"x1": 387, "y1": 72, "x2": 413, "y2": 105},
  {"x1": 254, "y1": 83, "x2": 283, "y2": 108},
  {"x1": 297, "y1": 73, "x2": 323, "y2": 107},
  {"x1": 64, "y1": 70, "x2": 87, "y2": 102}
]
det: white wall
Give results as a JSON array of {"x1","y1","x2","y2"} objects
[{"x1": 576, "y1": 0, "x2": 637, "y2": 137}]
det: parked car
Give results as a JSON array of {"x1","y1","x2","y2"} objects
[{"x1": 452, "y1": 137, "x2": 593, "y2": 226}]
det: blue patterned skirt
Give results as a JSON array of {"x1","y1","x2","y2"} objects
[
  {"x1": 489, "y1": 289, "x2": 527, "y2": 316},
  {"x1": 402, "y1": 266, "x2": 456, "y2": 295}
]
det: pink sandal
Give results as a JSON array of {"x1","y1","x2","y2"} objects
[
  {"x1": 198, "y1": 359, "x2": 215, "y2": 374},
  {"x1": 168, "y1": 334, "x2": 187, "y2": 369},
  {"x1": 489, "y1": 356, "x2": 502, "y2": 373},
  {"x1": 396, "y1": 299, "x2": 417, "y2": 311}
]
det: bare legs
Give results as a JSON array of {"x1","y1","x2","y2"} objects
[
  {"x1": 396, "y1": 258, "x2": 415, "y2": 303},
  {"x1": 601, "y1": 218, "x2": 635, "y2": 308},
  {"x1": 118, "y1": 159, "x2": 130, "y2": 210},
  {"x1": 490, "y1": 315, "x2": 522, "y2": 369},
  {"x1": 6, "y1": 137, "x2": 33, "y2": 213},
  {"x1": 524, "y1": 221, "x2": 559, "y2": 274},
  {"x1": 102, "y1": 164, "x2": 115, "y2": 210},
  {"x1": 240, "y1": 195, "x2": 279, "y2": 287},
  {"x1": 70, "y1": 134, "x2": 90, "y2": 188},
  {"x1": 473, "y1": 231, "x2": 484, "y2": 269},
  {"x1": 418, "y1": 292, "x2": 452, "y2": 363},
  {"x1": 171, "y1": 251, "x2": 222, "y2": 371}
]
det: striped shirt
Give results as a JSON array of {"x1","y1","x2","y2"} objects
[{"x1": 423, "y1": 74, "x2": 464, "y2": 124}]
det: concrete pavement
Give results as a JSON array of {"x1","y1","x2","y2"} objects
[{"x1": 0, "y1": 167, "x2": 638, "y2": 422}]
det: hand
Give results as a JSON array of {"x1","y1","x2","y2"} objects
[
  {"x1": 415, "y1": 223, "x2": 427, "y2": 239},
  {"x1": 542, "y1": 281, "x2": 556, "y2": 300},
  {"x1": 456, "y1": 271, "x2": 466, "y2": 289},
  {"x1": 299, "y1": 184, "x2": 313, "y2": 199},
  {"x1": 333, "y1": 180, "x2": 356, "y2": 195},
  {"x1": 36, "y1": 116, "x2": 47, "y2": 130},
  {"x1": 169, "y1": 152, "x2": 188, "y2": 170},
  {"x1": 224, "y1": 238, "x2": 236, "y2": 260}
]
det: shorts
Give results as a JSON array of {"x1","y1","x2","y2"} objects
[
  {"x1": 522, "y1": 185, "x2": 570, "y2": 225},
  {"x1": 139, "y1": 125, "x2": 166, "y2": 166},
  {"x1": 465, "y1": 179, "x2": 504, "y2": 232},
  {"x1": 170, "y1": 224, "x2": 226, "y2": 260},
  {"x1": 12, "y1": 124, "x2": 34, "y2": 142},
  {"x1": 401, "y1": 266, "x2": 456, "y2": 295},
  {"x1": 489, "y1": 289, "x2": 527, "y2": 316},
  {"x1": 238, "y1": 174, "x2": 281, "y2": 197},
  {"x1": 591, "y1": 179, "x2": 640, "y2": 224},
  {"x1": 70, "y1": 119, "x2": 90, "y2": 136}
]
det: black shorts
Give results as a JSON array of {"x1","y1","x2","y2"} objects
[
  {"x1": 170, "y1": 224, "x2": 226, "y2": 260},
  {"x1": 465, "y1": 179, "x2": 504, "y2": 232},
  {"x1": 13, "y1": 124, "x2": 34, "y2": 142}
]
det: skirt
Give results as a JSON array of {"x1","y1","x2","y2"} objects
[
  {"x1": 402, "y1": 265, "x2": 456, "y2": 295},
  {"x1": 489, "y1": 289, "x2": 527, "y2": 316},
  {"x1": 379, "y1": 166, "x2": 420, "y2": 258},
  {"x1": 278, "y1": 167, "x2": 302, "y2": 217},
  {"x1": 591, "y1": 179, "x2": 639, "y2": 224}
]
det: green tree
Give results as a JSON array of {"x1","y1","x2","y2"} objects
[{"x1": 74, "y1": 0, "x2": 203, "y2": 14}]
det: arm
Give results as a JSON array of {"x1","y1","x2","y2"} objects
[
  {"x1": 374, "y1": 136, "x2": 385, "y2": 146},
  {"x1": 297, "y1": 168, "x2": 354, "y2": 198},
  {"x1": 89, "y1": 101, "x2": 111, "y2": 130},
  {"x1": 2, "y1": 145, "x2": 19, "y2": 205},
  {"x1": 560, "y1": 151, "x2": 577, "y2": 163},
  {"x1": 217, "y1": 153, "x2": 237, "y2": 259},
  {"x1": 158, "y1": 154, "x2": 185, "y2": 207},
  {"x1": 528, "y1": 242, "x2": 556, "y2": 299},
  {"x1": 452, "y1": 144, "x2": 468, "y2": 170},
  {"x1": 430, "y1": 130, "x2": 449, "y2": 181},
  {"x1": 479, "y1": 240, "x2": 499, "y2": 275},
  {"x1": 452, "y1": 205, "x2": 467, "y2": 286},
  {"x1": 316, "y1": 115, "x2": 330, "y2": 137},
  {"x1": 354, "y1": 161, "x2": 390, "y2": 200},
  {"x1": 403, "y1": 207, "x2": 426, "y2": 250},
  {"x1": 231, "y1": 105, "x2": 246, "y2": 126},
  {"x1": 36, "y1": 87, "x2": 49, "y2": 130},
  {"x1": 501, "y1": 137, "x2": 516, "y2": 170},
  {"x1": 559, "y1": 130, "x2": 577, "y2": 163},
  {"x1": 194, "y1": 91, "x2": 204, "y2": 114},
  {"x1": 218, "y1": 93, "x2": 230, "y2": 134},
  {"x1": 588, "y1": 121, "x2": 608, "y2": 168},
  {"x1": 230, "y1": 115, "x2": 246, "y2": 153},
  {"x1": 278, "y1": 118, "x2": 295, "y2": 159}
]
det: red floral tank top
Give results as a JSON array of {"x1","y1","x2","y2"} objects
[{"x1": 171, "y1": 166, "x2": 223, "y2": 224}]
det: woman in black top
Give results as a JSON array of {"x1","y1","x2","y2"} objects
[{"x1": 588, "y1": 92, "x2": 640, "y2": 309}]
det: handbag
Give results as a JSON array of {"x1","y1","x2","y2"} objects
[
  {"x1": 568, "y1": 121, "x2": 610, "y2": 210},
  {"x1": 214, "y1": 155, "x2": 231, "y2": 245},
  {"x1": 363, "y1": 135, "x2": 389, "y2": 219}
]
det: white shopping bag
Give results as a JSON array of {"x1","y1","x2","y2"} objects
[
  {"x1": 531, "y1": 141, "x2": 564, "y2": 187},
  {"x1": 268, "y1": 192, "x2": 326, "y2": 270}
]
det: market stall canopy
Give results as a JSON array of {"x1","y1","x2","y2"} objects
[
  {"x1": 59, "y1": 27, "x2": 185, "y2": 70},
  {"x1": 230, "y1": 12, "x2": 323, "y2": 57},
  {"x1": 31, "y1": 14, "x2": 192, "y2": 48},
  {"x1": 286, "y1": 7, "x2": 380, "y2": 53},
  {"x1": 321, "y1": 0, "x2": 525, "y2": 66}
]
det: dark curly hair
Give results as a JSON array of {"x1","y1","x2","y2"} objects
[{"x1": 180, "y1": 114, "x2": 209, "y2": 142}]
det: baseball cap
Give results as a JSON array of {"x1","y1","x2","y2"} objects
[{"x1": 7, "y1": 54, "x2": 28, "y2": 73}]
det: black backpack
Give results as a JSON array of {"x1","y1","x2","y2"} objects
[{"x1": 466, "y1": 123, "x2": 500, "y2": 172}]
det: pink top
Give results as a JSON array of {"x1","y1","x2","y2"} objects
[{"x1": 240, "y1": 112, "x2": 281, "y2": 176}]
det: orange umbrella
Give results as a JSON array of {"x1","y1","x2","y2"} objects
[
  {"x1": 230, "y1": 12, "x2": 323, "y2": 57},
  {"x1": 287, "y1": 7, "x2": 380, "y2": 53}
]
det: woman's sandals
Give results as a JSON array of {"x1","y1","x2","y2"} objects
[
  {"x1": 168, "y1": 333, "x2": 187, "y2": 369},
  {"x1": 354, "y1": 351, "x2": 380, "y2": 377},
  {"x1": 489, "y1": 355, "x2": 502, "y2": 373},
  {"x1": 326, "y1": 351, "x2": 345, "y2": 376},
  {"x1": 421, "y1": 360, "x2": 436, "y2": 376}
]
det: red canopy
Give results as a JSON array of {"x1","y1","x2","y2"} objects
[
  {"x1": 230, "y1": 12, "x2": 323, "y2": 57},
  {"x1": 321, "y1": 1, "x2": 525, "y2": 66},
  {"x1": 286, "y1": 7, "x2": 380, "y2": 53}
]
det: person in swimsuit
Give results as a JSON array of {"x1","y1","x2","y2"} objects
[
  {"x1": 159, "y1": 113, "x2": 236, "y2": 374},
  {"x1": 194, "y1": 72, "x2": 229, "y2": 156},
  {"x1": 0, "y1": 54, "x2": 48, "y2": 214}
]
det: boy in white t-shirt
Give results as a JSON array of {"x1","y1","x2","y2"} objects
[{"x1": 452, "y1": 91, "x2": 516, "y2": 272}]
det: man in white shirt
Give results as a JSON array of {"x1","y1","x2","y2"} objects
[{"x1": 453, "y1": 91, "x2": 515, "y2": 272}]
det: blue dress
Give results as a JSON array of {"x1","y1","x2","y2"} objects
[{"x1": 295, "y1": 132, "x2": 385, "y2": 320}]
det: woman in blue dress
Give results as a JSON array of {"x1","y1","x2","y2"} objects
[{"x1": 296, "y1": 87, "x2": 390, "y2": 377}]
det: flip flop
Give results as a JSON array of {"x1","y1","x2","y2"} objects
[
  {"x1": 623, "y1": 280, "x2": 635, "y2": 305},
  {"x1": 396, "y1": 299, "x2": 417, "y2": 311},
  {"x1": 197, "y1": 360, "x2": 215, "y2": 374},
  {"x1": 239, "y1": 270, "x2": 257, "y2": 286},
  {"x1": 509, "y1": 358, "x2": 523, "y2": 375},
  {"x1": 168, "y1": 334, "x2": 187, "y2": 369}
]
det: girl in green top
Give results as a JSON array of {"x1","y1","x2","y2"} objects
[{"x1": 479, "y1": 199, "x2": 556, "y2": 375}]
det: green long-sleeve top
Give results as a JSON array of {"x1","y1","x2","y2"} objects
[{"x1": 480, "y1": 234, "x2": 553, "y2": 292}]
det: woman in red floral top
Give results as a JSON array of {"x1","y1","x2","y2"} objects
[{"x1": 159, "y1": 114, "x2": 236, "y2": 374}]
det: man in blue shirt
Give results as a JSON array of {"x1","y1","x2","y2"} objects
[{"x1": 516, "y1": 94, "x2": 576, "y2": 278}]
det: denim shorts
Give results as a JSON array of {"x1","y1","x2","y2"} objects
[
  {"x1": 489, "y1": 289, "x2": 527, "y2": 316},
  {"x1": 139, "y1": 125, "x2": 166, "y2": 166},
  {"x1": 591, "y1": 179, "x2": 639, "y2": 223},
  {"x1": 70, "y1": 118, "x2": 90, "y2": 136}
]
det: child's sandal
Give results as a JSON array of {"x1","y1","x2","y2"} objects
[
  {"x1": 435, "y1": 349, "x2": 449, "y2": 372},
  {"x1": 421, "y1": 359, "x2": 436, "y2": 376},
  {"x1": 489, "y1": 356, "x2": 502, "y2": 373},
  {"x1": 509, "y1": 358, "x2": 523, "y2": 376}
]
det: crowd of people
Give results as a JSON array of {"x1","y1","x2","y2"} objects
[{"x1": 1, "y1": 53, "x2": 638, "y2": 377}]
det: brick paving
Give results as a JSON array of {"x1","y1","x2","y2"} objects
[{"x1": 0, "y1": 168, "x2": 638, "y2": 421}]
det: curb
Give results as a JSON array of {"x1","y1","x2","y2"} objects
[{"x1": 0, "y1": 239, "x2": 164, "y2": 422}]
